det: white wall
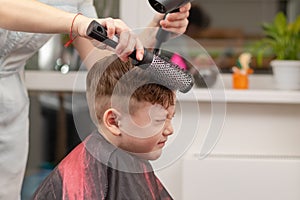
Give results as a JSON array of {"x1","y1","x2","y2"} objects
[
  {"x1": 198, "y1": 0, "x2": 278, "y2": 35},
  {"x1": 157, "y1": 100, "x2": 300, "y2": 199},
  {"x1": 288, "y1": 0, "x2": 300, "y2": 22},
  {"x1": 120, "y1": 0, "x2": 157, "y2": 29}
]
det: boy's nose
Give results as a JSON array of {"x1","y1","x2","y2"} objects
[{"x1": 163, "y1": 121, "x2": 173, "y2": 136}]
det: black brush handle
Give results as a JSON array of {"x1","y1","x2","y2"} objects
[{"x1": 86, "y1": 20, "x2": 153, "y2": 66}]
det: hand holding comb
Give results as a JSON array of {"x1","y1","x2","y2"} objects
[{"x1": 86, "y1": 20, "x2": 193, "y2": 93}]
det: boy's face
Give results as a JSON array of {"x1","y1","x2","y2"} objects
[{"x1": 118, "y1": 100, "x2": 175, "y2": 160}]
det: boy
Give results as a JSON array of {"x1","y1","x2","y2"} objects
[{"x1": 33, "y1": 54, "x2": 176, "y2": 199}]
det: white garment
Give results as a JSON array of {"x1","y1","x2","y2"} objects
[{"x1": 0, "y1": 1, "x2": 97, "y2": 199}]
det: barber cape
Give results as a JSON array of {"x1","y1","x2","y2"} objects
[{"x1": 32, "y1": 131, "x2": 173, "y2": 200}]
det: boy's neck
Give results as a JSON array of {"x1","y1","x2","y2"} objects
[{"x1": 97, "y1": 126, "x2": 120, "y2": 147}]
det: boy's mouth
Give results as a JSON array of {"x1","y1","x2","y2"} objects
[{"x1": 158, "y1": 139, "x2": 167, "y2": 146}]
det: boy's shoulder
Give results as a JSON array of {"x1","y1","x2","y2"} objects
[
  {"x1": 84, "y1": 131, "x2": 119, "y2": 165},
  {"x1": 59, "y1": 131, "x2": 148, "y2": 171},
  {"x1": 32, "y1": 131, "x2": 116, "y2": 199},
  {"x1": 86, "y1": 131, "x2": 152, "y2": 173}
]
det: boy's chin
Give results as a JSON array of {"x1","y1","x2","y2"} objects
[{"x1": 134, "y1": 150, "x2": 162, "y2": 160}]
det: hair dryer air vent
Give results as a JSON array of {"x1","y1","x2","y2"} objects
[{"x1": 148, "y1": 0, "x2": 191, "y2": 13}]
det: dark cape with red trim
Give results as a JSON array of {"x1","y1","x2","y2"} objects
[{"x1": 32, "y1": 131, "x2": 173, "y2": 200}]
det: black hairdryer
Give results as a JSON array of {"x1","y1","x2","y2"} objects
[
  {"x1": 148, "y1": 0, "x2": 191, "y2": 13},
  {"x1": 148, "y1": 0, "x2": 192, "y2": 54}
]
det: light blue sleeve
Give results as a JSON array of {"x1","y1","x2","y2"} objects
[
  {"x1": 38, "y1": 0, "x2": 97, "y2": 18},
  {"x1": 78, "y1": 0, "x2": 98, "y2": 18}
]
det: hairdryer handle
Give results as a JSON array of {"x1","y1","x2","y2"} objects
[
  {"x1": 153, "y1": 10, "x2": 179, "y2": 55},
  {"x1": 154, "y1": 27, "x2": 170, "y2": 55},
  {"x1": 86, "y1": 20, "x2": 153, "y2": 66}
]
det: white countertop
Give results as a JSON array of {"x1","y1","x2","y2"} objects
[
  {"x1": 24, "y1": 70, "x2": 300, "y2": 104},
  {"x1": 176, "y1": 88, "x2": 300, "y2": 104}
]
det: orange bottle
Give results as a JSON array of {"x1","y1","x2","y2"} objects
[{"x1": 232, "y1": 67, "x2": 253, "y2": 89}]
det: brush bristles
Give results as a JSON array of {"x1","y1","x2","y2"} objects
[{"x1": 143, "y1": 55, "x2": 194, "y2": 93}]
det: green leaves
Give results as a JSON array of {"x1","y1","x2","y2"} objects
[
  {"x1": 250, "y1": 12, "x2": 300, "y2": 61},
  {"x1": 274, "y1": 12, "x2": 287, "y2": 36},
  {"x1": 290, "y1": 15, "x2": 300, "y2": 34}
]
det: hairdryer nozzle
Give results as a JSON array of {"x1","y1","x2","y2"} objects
[{"x1": 148, "y1": 0, "x2": 191, "y2": 13}]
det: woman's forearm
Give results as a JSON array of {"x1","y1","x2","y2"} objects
[{"x1": 0, "y1": 0, "x2": 76, "y2": 33}]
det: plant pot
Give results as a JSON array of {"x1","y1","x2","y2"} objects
[{"x1": 270, "y1": 60, "x2": 300, "y2": 90}]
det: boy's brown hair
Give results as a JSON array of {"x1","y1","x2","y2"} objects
[{"x1": 86, "y1": 54, "x2": 175, "y2": 124}]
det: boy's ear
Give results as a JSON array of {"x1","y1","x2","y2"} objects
[{"x1": 103, "y1": 108, "x2": 122, "y2": 136}]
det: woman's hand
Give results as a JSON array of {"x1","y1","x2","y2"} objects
[
  {"x1": 73, "y1": 15, "x2": 144, "y2": 62},
  {"x1": 152, "y1": 2, "x2": 191, "y2": 35}
]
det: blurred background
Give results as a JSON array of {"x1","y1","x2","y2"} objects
[{"x1": 22, "y1": 0, "x2": 300, "y2": 199}]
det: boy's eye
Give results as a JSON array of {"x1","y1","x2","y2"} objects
[{"x1": 154, "y1": 119, "x2": 166, "y2": 123}]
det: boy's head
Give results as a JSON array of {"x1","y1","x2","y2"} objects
[{"x1": 86, "y1": 54, "x2": 176, "y2": 160}]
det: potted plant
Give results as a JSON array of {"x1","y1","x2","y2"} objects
[{"x1": 251, "y1": 12, "x2": 300, "y2": 90}]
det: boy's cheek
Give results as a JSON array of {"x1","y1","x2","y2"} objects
[{"x1": 119, "y1": 118, "x2": 164, "y2": 139}]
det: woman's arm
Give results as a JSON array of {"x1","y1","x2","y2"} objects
[
  {"x1": 0, "y1": 0, "x2": 136, "y2": 38},
  {"x1": 0, "y1": 0, "x2": 144, "y2": 61},
  {"x1": 0, "y1": 0, "x2": 74, "y2": 33}
]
